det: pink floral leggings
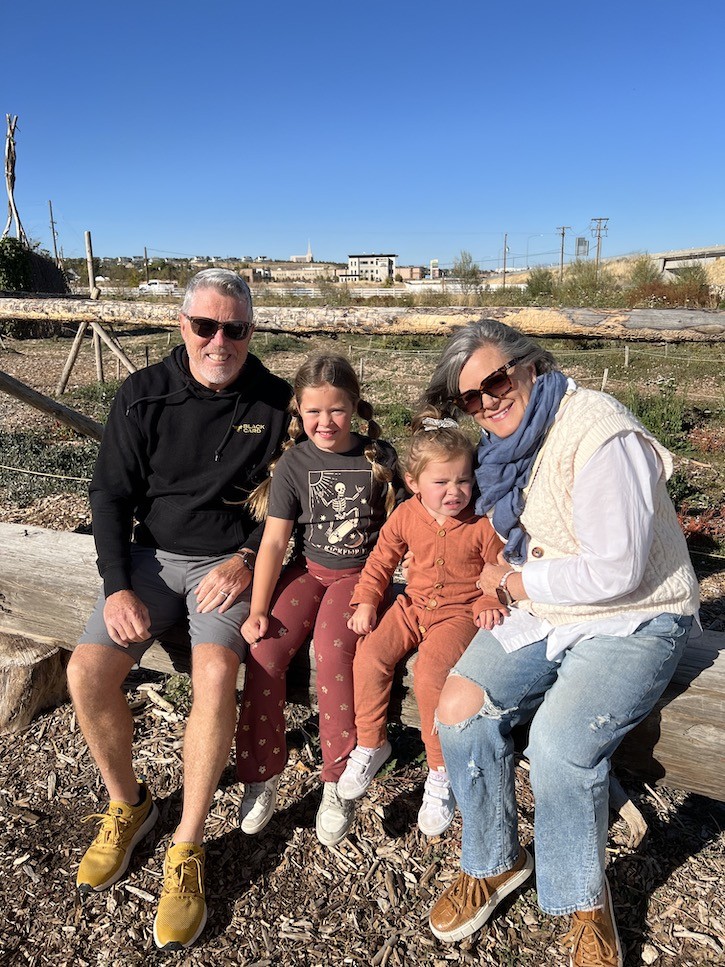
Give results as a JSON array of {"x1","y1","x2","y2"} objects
[{"x1": 235, "y1": 558, "x2": 364, "y2": 784}]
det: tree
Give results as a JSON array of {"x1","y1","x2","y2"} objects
[{"x1": 452, "y1": 250, "x2": 481, "y2": 299}]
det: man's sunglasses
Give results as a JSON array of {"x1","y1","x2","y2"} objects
[
  {"x1": 183, "y1": 314, "x2": 253, "y2": 341},
  {"x1": 452, "y1": 357, "x2": 524, "y2": 414}
]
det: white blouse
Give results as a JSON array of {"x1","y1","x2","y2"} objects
[{"x1": 491, "y1": 431, "x2": 699, "y2": 661}]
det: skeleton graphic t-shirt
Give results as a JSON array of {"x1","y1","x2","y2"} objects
[{"x1": 267, "y1": 436, "x2": 400, "y2": 569}]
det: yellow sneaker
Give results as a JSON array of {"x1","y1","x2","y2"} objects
[
  {"x1": 153, "y1": 842, "x2": 207, "y2": 950},
  {"x1": 76, "y1": 782, "x2": 158, "y2": 892}
]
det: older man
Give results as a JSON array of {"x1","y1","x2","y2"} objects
[{"x1": 68, "y1": 269, "x2": 291, "y2": 950}]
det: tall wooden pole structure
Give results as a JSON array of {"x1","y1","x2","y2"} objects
[{"x1": 2, "y1": 114, "x2": 29, "y2": 245}]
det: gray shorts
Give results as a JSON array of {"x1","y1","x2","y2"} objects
[{"x1": 79, "y1": 546, "x2": 251, "y2": 665}]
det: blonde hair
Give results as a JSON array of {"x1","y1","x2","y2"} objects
[
  {"x1": 404, "y1": 405, "x2": 476, "y2": 482},
  {"x1": 246, "y1": 353, "x2": 396, "y2": 520}
]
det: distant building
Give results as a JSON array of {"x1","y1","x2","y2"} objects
[
  {"x1": 342, "y1": 253, "x2": 397, "y2": 283},
  {"x1": 290, "y1": 240, "x2": 314, "y2": 263},
  {"x1": 396, "y1": 265, "x2": 426, "y2": 281}
]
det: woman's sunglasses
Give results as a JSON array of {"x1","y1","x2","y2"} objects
[
  {"x1": 183, "y1": 314, "x2": 253, "y2": 341},
  {"x1": 452, "y1": 357, "x2": 524, "y2": 414}
]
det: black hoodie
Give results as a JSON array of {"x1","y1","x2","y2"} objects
[{"x1": 89, "y1": 345, "x2": 291, "y2": 596}]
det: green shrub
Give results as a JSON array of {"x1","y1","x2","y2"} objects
[
  {"x1": 376, "y1": 402, "x2": 414, "y2": 432},
  {"x1": 621, "y1": 379, "x2": 691, "y2": 452},
  {"x1": 0, "y1": 430, "x2": 97, "y2": 506},
  {"x1": 256, "y1": 333, "x2": 311, "y2": 354},
  {"x1": 554, "y1": 259, "x2": 624, "y2": 308},
  {"x1": 627, "y1": 255, "x2": 661, "y2": 289},
  {"x1": 0, "y1": 237, "x2": 32, "y2": 291},
  {"x1": 526, "y1": 267, "x2": 555, "y2": 300},
  {"x1": 65, "y1": 380, "x2": 123, "y2": 422},
  {"x1": 669, "y1": 263, "x2": 711, "y2": 307}
]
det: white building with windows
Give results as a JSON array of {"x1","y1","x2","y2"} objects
[{"x1": 341, "y1": 253, "x2": 397, "y2": 283}]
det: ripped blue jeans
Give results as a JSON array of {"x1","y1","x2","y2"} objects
[{"x1": 437, "y1": 613, "x2": 692, "y2": 915}]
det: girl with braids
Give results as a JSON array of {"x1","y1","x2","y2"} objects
[
  {"x1": 337, "y1": 408, "x2": 507, "y2": 837},
  {"x1": 235, "y1": 353, "x2": 403, "y2": 847}
]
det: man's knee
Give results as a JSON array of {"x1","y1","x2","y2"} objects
[
  {"x1": 67, "y1": 643, "x2": 133, "y2": 700},
  {"x1": 191, "y1": 643, "x2": 241, "y2": 697}
]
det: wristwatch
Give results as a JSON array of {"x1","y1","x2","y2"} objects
[
  {"x1": 496, "y1": 569, "x2": 517, "y2": 607},
  {"x1": 235, "y1": 550, "x2": 256, "y2": 572}
]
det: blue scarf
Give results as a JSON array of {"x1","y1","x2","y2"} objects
[{"x1": 475, "y1": 370, "x2": 568, "y2": 565}]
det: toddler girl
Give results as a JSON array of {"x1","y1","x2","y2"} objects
[{"x1": 338, "y1": 409, "x2": 506, "y2": 836}]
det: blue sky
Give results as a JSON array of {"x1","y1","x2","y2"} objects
[{"x1": 5, "y1": 1, "x2": 724, "y2": 269}]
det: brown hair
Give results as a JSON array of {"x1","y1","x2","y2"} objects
[
  {"x1": 246, "y1": 353, "x2": 396, "y2": 520},
  {"x1": 403, "y1": 405, "x2": 476, "y2": 482}
]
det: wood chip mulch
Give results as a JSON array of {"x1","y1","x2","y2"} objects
[{"x1": 0, "y1": 689, "x2": 723, "y2": 967}]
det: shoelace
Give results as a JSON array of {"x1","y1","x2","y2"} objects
[
  {"x1": 445, "y1": 873, "x2": 492, "y2": 912},
  {"x1": 562, "y1": 916, "x2": 617, "y2": 966},
  {"x1": 165, "y1": 851, "x2": 204, "y2": 896},
  {"x1": 321, "y1": 785, "x2": 350, "y2": 813},
  {"x1": 322, "y1": 785, "x2": 340, "y2": 807},
  {"x1": 81, "y1": 811, "x2": 130, "y2": 846}
]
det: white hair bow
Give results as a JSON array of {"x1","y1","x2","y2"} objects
[{"x1": 422, "y1": 417, "x2": 459, "y2": 431}]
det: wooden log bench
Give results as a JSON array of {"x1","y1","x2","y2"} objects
[{"x1": 1, "y1": 522, "x2": 723, "y2": 806}]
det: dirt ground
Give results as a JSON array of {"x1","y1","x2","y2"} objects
[{"x1": 0, "y1": 333, "x2": 723, "y2": 966}]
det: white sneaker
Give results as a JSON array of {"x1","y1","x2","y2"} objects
[
  {"x1": 337, "y1": 741, "x2": 392, "y2": 800},
  {"x1": 316, "y1": 782, "x2": 355, "y2": 847},
  {"x1": 240, "y1": 775, "x2": 279, "y2": 834},
  {"x1": 417, "y1": 769, "x2": 456, "y2": 837}
]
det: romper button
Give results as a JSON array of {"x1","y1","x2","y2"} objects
[
  {"x1": 419, "y1": 625, "x2": 426, "y2": 635},
  {"x1": 436, "y1": 558, "x2": 444, "y2": 565},
  {"x1": 428, "y1": 599, "x2": 438, "y2": 609},
  {"x1": 435, "y1": 583, "x2": 443, "y2": 589},
  {"x1": 438, "y1": 529, "x2": 446, "y2": 537},
  {"x1": 532, "y1": 546, "x2": 544, "y2": 558}
]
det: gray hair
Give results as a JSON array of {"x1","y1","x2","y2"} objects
[
  {"x1": 421, "y1": 319, "x2": 559, "y2": 413},
  {"x1": 181, "y1": 268, "x2": 253, "y2": 320}
]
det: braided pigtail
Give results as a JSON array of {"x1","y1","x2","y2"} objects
[{"x1": 359, "y1": 398, "x2": 396, "y2": 517}]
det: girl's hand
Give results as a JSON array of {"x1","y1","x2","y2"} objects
[
  {"x1": 347, "y1": 603, "x2": 378, "y2": 635},
  {"x1": 474, "y1": 606, "x2": 508, "y2": 630},
  {"x1": 242, "y1": 612, "x2": 268, "y2": 644}
]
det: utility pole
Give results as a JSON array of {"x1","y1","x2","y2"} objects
[
  {"x1": 556, "y1": 226, "x2": 571, "y2": 282},
  {"x1": 502, "y1": 233, "x2": 508, "y2": 289},
  {"x1": 144, "y1": 246, "x2": 150, "y2": 283},
  {"x1": 590, "y1": 218, "x2": 608, "y2": 277},
  {"x1": 48, "y1": 199, "x2": 60, "y2": 266}
]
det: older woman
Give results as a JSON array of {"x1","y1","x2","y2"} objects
[{"x1": 422, "y1": 321, "x2": 698, "y2": 967}]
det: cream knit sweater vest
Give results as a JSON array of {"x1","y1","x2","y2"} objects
[{"x1": 518, "y1": 386, "x2": 699, "y2": 626}]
